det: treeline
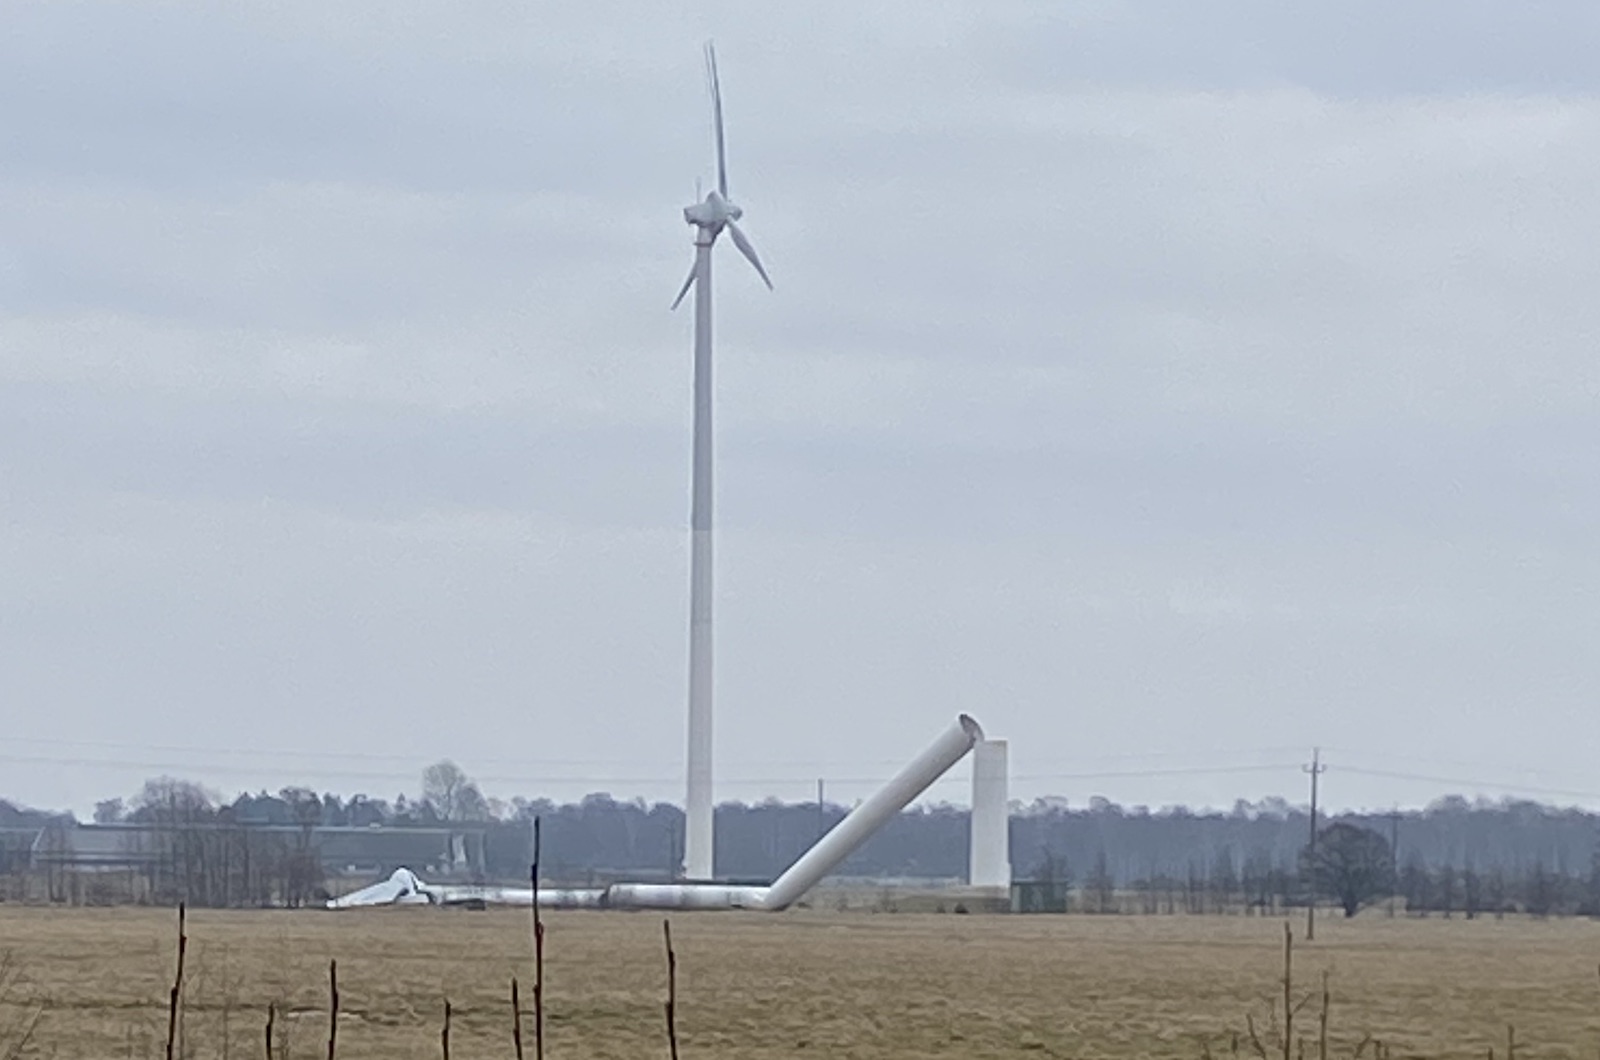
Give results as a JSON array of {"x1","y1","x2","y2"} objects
[
  {"x1": 9, "y1": 764, "x2": 1600, "y2": 914},
  {"x1": 14, "y1": 778, "x2": 332, "y2": 908},
  {"x1": 1028, "y1": 821, "x2": 1600, "y2": 920}
]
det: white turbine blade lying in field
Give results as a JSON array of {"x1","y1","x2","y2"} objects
[{"x1": 325, "y1": 868, "x2": 426, "y2": 909}]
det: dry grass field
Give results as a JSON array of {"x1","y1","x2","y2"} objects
[{"x1": 2, "y1": 905, "x2": 1600, "y2": 1059}]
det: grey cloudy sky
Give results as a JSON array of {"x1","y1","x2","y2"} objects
[{"x1": 3, "y1": 1, "x2": 1597, "y2": 818}]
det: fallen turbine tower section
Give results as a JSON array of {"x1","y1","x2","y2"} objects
[
  {"x1": 762, "y1": 712, "x2": 981, "y2": 911},
  {"x1": 326, "y1": 714, "x2": 983, "y2": 912},
  {"x1": 613, "y1": 712, "x2": 983, "y2": 911}
]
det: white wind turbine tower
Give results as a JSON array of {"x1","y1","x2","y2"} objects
[{"x1": 669, "y1": 42, "x2": 773, "y2": 882}]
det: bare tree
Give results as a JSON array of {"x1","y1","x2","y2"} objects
[
  {"x1": 1087, "y1": 847, "x2": 1116, "y2": 914},
  {"x1": 422, "y1": 761, "x2": 488, "y2": 823},
  {"x1": 1303, "y1": 823, "x2": 1392, "y2": 918},
  {"x1": 1209, "y1": 847, "x2": 1239, "y2": 913},
  {"x1": 278, "y1": 788, "x2": 325, "y2": 907},
  {"x1": 130, "y1": 778, "x2": 217, "y2": 905}
]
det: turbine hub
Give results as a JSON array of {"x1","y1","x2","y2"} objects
[{"x1": 683, "y1": 191, "x2": 742, "y2": 228}]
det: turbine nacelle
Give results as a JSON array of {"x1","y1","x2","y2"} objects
[{"x1": 683, "y1": 189, "x2": 743, "y2": 229}]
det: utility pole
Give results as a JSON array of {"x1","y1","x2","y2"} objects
[
  {"x1": 816, "y1": 779, "x2": 826, "y2": 843},
  {"x1": 1304, "y1": 747, "x2": 1326, "y2": 940},
  {"x1": 1387, "y1": 808, "x2": 1401, "y2": 918}
]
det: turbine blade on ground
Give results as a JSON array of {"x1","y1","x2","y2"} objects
[
  {"x1": 727, "y1": 220, "x2": 773, "y2": 290},
  {"x1": 670, "y1": 260, "x2": 697, "y2": 310},
  {"x1": 706, "y1": 41, "x2": 728, "y2": 198}
]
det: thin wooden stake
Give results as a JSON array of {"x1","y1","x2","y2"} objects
[
  {"x1": 165, "y1": 902, "x2": 187, "y2": 1060},
  {"x1": 1282, "y1": 923, "x2": 1293, "y2": 1060},
  {"x1": 512, "y1": 977, "x2": 524, "y2": 1060},
  {"x1": 264, "y1": 1002, "x2": 275, "y2": 1060},
  {"x1": 532, "y1": 816, "x2": 545, "y2": 1060},
  {"x1": 663, "y1": 919, "x2": 680, "y2": 1060},
  {"x1": 1317, "y1": 970, "x2": 1329, "y2": 1060},
  {"x1": 441, "y1": 999, "x2": 451, "y2": 1060},
  {"x1": 326, "y1": 959, "x2": 339, "y2": 1060}
]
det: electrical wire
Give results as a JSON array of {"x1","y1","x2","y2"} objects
[
  {"x1": 4, "y1": 734, "x2": 1312, "y2": 771},
  {"x1": 1334, "y1": 766, "x2": 1600, "y2": 805},
  {"x1": 0, "y1": 751, "x2": 1301, "y2": 790},
  {"x1": 7, "y1": 742, "x2": 1600, "y2": 810}
]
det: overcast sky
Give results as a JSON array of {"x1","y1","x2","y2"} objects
[{"x1": 3, "y1": 2, "x2": 1597, "y2": 819}]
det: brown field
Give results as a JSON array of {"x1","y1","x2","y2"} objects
[{"x1": 2, "y1": 906, "x2": 1600, "y2": 1059}]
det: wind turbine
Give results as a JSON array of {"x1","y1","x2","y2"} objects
[{"x1": 670, "y1": 41, "x2": 772, "y2": 882}]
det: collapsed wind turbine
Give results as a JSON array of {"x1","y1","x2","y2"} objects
[
  {"x1": 328, "y1": 715, "x2": 985, "y2": 911},
  {"x1": 670, "y1": 42, "x2": 773, "y2": 881}
]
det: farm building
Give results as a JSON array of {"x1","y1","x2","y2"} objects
[
  {"x1": 6, "y1": 821, "x2": 488, "y2": 905},
  {"x1": 27, "y1": 821, "x2": 486, "y2": 877}
]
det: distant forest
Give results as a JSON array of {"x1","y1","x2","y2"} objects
[{"x1": 8, "y1": 761, "x2": 1600, "y2": 915}]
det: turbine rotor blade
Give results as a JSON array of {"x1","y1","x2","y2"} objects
[
  {"x1": 669, "y1": 260, "x2": 697, "y2": 310},
  {"x1": 726, "y1": 220, "x2": 773, "y2": 290},
  {"x1": 706, "y1": 41, "x2": 728, "y2": 199}
]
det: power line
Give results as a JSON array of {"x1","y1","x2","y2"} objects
[
  {"x1": 0, "y1": 751, "x2": 1302, "y2": 789},
  {"x1": 10, "y1": 745, "x2": 1600, "y2": 811},
  {"x1": 1335, "y1": 766, "x2": 1600, "y2": 805},
  {"x1": 7, "y1": 732, "x2": 1594, "y2": 791},
  {"x1": 1012, "y1": 763, "x2": 1301, "y2": 782},
  {"x1": 4, "y1": 733, "x2": 1314, "y2": 771},
  {"x1": 1, "y1": 735, "x2": 856, "y2": 770},
  {"x1": 1320, "y1": 745, "x2": 1590, "y2": 786}
]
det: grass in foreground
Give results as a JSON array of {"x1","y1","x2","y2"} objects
[{"x1": 2, "y1": 906, "x2": 1599, "y2": 1058}]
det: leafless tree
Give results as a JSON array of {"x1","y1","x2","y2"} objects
[
  {"x1": 1303, "y1": 823, "x2": 1392, "y2": 918},
  {"x1": 422, "y1": 762, "x2": 488, "y2": 823}
]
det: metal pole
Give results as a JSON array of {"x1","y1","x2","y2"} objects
[
  {"x1": 1304, "y1": 748, "x2": 1325, "y2": 940},
  {"x1": 816, "y1": 778, "x2": 825, "y2": 843},
  {"x1": 1388, "y1": 809, "x2": 1400, "y2": 918}
]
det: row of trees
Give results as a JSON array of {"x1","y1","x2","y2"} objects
[
  {"x1": 9, "y1": 763, "x2": 1600, "y2": 915},
  {"x1": 90, "y1": 762, "x2": 490, "y2": 829},
  {"x1": 1032, "y1": 821, "x2": 1600, "y2": 920},
  {"x1": 14, "y1": 777, "x2": 328, "y2": 907}
]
